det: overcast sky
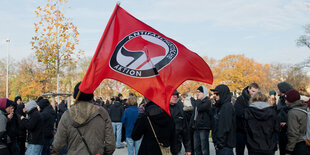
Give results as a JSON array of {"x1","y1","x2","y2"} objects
[{"x1": 1, "y1": 0, "x2": 310, "y2": 65}]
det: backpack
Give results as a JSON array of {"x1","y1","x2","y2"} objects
[{"x1": 293, "y1": 107, "x2": 310, "y2": 146}]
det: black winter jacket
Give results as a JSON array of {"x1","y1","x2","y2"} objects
[
  {"x1": 40, "y1": 105, "x2": 56, "y2": 139},
  {"x1": 212, "y1": 85, "x2": 236, "y2": 149},
  {"x1": 234, "y1": 86, "x2": 251, "y2": 132},
  {"x1": 16, "y1": 103, "x2": 26, "y2": 139},
  {"x1": 244, "y1": 101, "x2": 280, "y2": 153},
  {"x1": 132, "y1": 102, "x2": 175, "y2": 155},
  {"x1": 190, "y1": 97, "x2": 212, "y2": 130},
  {"x1": 21, "y1": 109, "x2": 44, "y2": 145},
  {"x1": 109, "y1": 101, "x2": 124, "y2": 122},
  {"x1": 170, "y1": 102, "x2": 191, "y2": 153}
]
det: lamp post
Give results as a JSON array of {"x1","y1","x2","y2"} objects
[{"x1": 5, "y1": 39, "x2": 10, "y2": 98}]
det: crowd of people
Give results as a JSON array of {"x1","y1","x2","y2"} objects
[{"x1": 1, "y1": 81, "x2": 310, "y2": 155}]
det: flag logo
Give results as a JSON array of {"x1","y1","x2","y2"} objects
[{"x1": 110, "y1": 31, "x2": 178, "y2": 78}]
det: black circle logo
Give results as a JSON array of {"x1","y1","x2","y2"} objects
[{"x1": 109, "y1": 31, "x2": 178, "y2": 78}]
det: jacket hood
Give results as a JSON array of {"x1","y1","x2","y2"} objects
[
  {"x1": 214, "y1": 84, "x2": 231, "y2": 105},
  {"x1": 289, "y1": 100, "x2": 307, "y2": 110},
  {"x1": 241, "y1": 86, "x2": 251, "y2": 101},
  {"x1": 246, "y1": 102, "x2": 274, "y2": 121},
  {"x1": 14, "y1": 96, "x2": 22, "y2": 103},
  {"x1": 69, "y1": 101, "x2": 100, "y2": 127},
  {"x1": 38, "y1": 99, "x2": 51, "y2": 110},
  {"x1": 250, "y1": 101, "x2": 271, "y2": 109},
  {"x1": 0, "y1": 98, "x2": 7, "y2": 110}
]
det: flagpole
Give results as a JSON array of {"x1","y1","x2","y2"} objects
[{"x1": 74, "y1": 90, "x2": 81, "y2": 105}]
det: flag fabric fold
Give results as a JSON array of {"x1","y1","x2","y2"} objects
[{"x1": 79, "y1": 4, "x2": 213, "y2": 114}]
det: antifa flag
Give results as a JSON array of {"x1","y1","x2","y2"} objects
[{"x1": 79, "y1": 4, "x2": 213, "y2": 114}]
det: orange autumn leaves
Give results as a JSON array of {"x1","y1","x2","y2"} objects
[{"x1": 31, "y1": 0, "x2": 83, "y2": 77}]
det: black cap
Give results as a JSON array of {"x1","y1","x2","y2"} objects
[{"x1": 73, "y1": 82, "x2": 94, "y2": 101}]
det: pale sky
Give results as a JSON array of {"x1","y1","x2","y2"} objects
[{"x1": 1, "y1": 0, "x2": 310, "y2": 65}]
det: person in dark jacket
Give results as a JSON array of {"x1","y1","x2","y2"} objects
[
  {"x1": 285, "y1": 89, "x2": 310, "y2": 155},
  {"x1": 234, "y1": 83, "x2": 260, "y2": 155},
  {"x1": 132, "y1": 98, "x2": 175, "y2": 155},
  {"x1": 109, "y1": 96, "x2": 125, "y2": 148},
  {"x1": 170, "y1": 90, "x2": 191, "y2": 155},
  {"x1": 14, "y1": 96, "x2": 26, "y2": 155},
  {"x1": 56, "y1": 100, "x2": 67, "y2": 127},
  {"x1": 190, "y1": 86, "x2": 212, "y2": 155},
  {"x1": 244, "y1": 92, "x2": 280, "y2": 155},
  {"x1": 38, "y1": 99, "x2": 57, "y2": 155},
  {"x1": 276, "y1": 82, "x2": 293, "y2": 155},
  {"x1": 6, "y1": 100, "x2": 20, "y2": 155},
  {"x1": 122, "y1": 95, "x2": 141, "y2": 155},
  {"x1": 20, "y1": 100, "x2": 44, "y2": 155},
  {"x1": 0, "y1": 98, "x2": 14, "y2": 155},
  {"x1": 211, "y1": 84, "x2": 236, "y2": 155}
]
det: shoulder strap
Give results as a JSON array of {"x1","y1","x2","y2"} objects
[
  {"x1": 147, "y1": 116, "x2": 161, "y2": 146},
  {"x1": 76, "y1": 127, "x2": 92, "y2": 155},
  {"x1": 293, "y1": 108, "x2": 308, "y2": 114},
  {"x1": 68, "y1": 112, "x2": 92, "y2": 155}
]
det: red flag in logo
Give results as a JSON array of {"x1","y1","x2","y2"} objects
[{"x1": 79, "y1": 4, "x2": 213, "y2": 114}]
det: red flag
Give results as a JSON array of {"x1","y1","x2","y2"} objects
[{"x1": 79, "y1": 4, "x2": 213, "y2": 114}]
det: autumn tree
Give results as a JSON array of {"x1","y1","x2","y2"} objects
[
  {"x1": 0, "y1": 59, "x2": 7, "y2": 97},
  {"x1": 297, "y1": 24, "x2": 310, "y2": 67},
  {"x1": 212, "y1": 55, "x2": 272, "y2": 94},
  {"x1": 9, "y1": 56, "x2": 53, "y2": 101},
  {"x1": 31, "y1": 0, "x2": 82, "y2": 102}
]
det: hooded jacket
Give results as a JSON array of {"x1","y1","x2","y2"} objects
[
  {"x1": 234, "y1": 86, "x2": 251, "y2": 132},
  {"x1": 244, "y1": 101, "x2": 280, "y2": 153},
  {"x1": 21, "y1": 108, "x2": 44, "y2": 145},
  {"x1": 132, "y1": 102, "x2": 175, "y2": 155},
  {"x1": 286, "y1": 100, "x2": 308, "y2": 152},
  {"x1": 38, "y1": 99, "x2": 56, "y2": 139},
  {"x1": 52, "y1": 101, "x2": 115, "y2": 155},
  {"x1": 212, "y1": 84, "x2": 236, "y2": 148},
  {"x1": 190, "y1": 86, "x2": 212, "y2": 130}
]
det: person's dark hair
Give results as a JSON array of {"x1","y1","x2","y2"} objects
[
  {"x1": 118, "y1": 93, "x2": 123, "y2": 97},
  {"x1": 248, "y1": 83, "x2": 259, "y2": 89},
  {"x1": 36, "y1": 96, "x2": 44, "y2": 103},
  {"x1": 115, "y1": 97, "x2": 121, "y2": 102}
]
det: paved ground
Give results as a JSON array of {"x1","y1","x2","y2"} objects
[{"x1": 114, "y1": 139, "x2": 280, "y2": 155}]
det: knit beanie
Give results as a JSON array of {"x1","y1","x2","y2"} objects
[
  {"x1": 197, "y1": 86, "x2": 204, "y2": 93},
  {"x1": 25, "y1": 100, "x2": 38, "y2": 112},
  {"x1": 277, "y1": 82, "x2": 293, "y2": 93},
  {"x1": 285, "y1": 89, "x2": 300, "y2": 103},
  {"x1": 73, "y1": 82, "x2": 94, "y2": 101},
  {"x1": 269, "y1": 90, "x2": 276, "y2": 96}
]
